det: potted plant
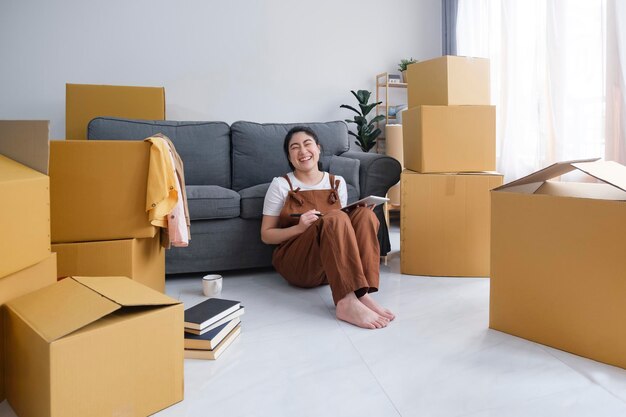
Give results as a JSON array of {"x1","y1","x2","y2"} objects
[
  {"x1": 398, "y1": 58, "x2": 417, "y2": 83},
  {"x1": 340, "y1": 90, "x2": 385, "y2": 152}
]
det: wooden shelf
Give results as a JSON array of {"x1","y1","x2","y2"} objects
[{"x1": 377, "y1": 82, "x2": 407, "y2": 88}]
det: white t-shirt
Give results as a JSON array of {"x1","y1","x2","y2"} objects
[{"x1": 263, "y1": 172, "x2": 348, "y2": 216}]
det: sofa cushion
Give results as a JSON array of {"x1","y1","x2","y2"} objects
[
  {"x1": 239, "y1": 183, "x2": 270, "y2": 220},
  {"x1": 88, "y1": 117, "x2": 231, "y2": 188},
  {"x1": 346, "y1": 184, "x2": 359, "y2": 204},
  {"x1": 329, "y1": 155, "x2": 360, "y2": 192},
  {"x1": 231, "y1": 121, "x2": 349, "y2": 191},
  {"x1": 186, "y1": 185, "x2": 240, "y2": 220}
]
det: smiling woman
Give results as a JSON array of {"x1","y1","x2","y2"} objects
[{"x1": 260, "y1": 126, "x2": 395, "y2": 330}]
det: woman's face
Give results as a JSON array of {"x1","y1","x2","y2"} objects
[{"x1": 288, "y1": 132, "x2": 320, "y2": 172}]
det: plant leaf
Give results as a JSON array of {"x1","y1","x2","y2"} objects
[
  {"x1": 370, "y1": 115, "x2": 386, "y2": 124},
  {"x1": 340, "y1": 104, "x2": 362, "y2": 115}
]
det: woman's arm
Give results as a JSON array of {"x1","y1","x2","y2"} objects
[{"x1": 260, "y1": 210, "x2": 320, "y2": 245}]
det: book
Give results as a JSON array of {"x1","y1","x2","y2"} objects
[
  {"x1": 184, "y1": 324, "x2": 241, "y2": 360},
  {"x1": 184, "y1": 317, "x2": 241, "y2": 350},
  {"x1": 342, "y1": 195, "x2": 389, "y2": 212},
  {"x1": 184, "y1": 298, "x2": 241, "y2": 330},
  {"x1": 184, "y1": 306, "x2": 245, "y2": 335}
]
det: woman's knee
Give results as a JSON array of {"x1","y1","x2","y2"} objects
[
  {"x1": 321, "y1": 209, "x2": 351, "y2": 226},
  {"x1": 351, "y1": 207, "x2": 379, "y2": 226}
]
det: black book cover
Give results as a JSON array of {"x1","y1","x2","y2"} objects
[{"x1": 184, "y1": 298, "x2": 241, "y2": 330}]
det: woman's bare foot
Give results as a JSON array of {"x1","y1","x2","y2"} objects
[
  {"x1": 359, "y1": 293, "x2": 395, "y2": 321},
  {"x1": 336, "y1": 292, "x2": 389, "y2": 329}
]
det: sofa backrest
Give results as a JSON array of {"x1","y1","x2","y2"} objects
[
  {"x1": 230, "y1": 121, "x2": 349, "y2": 191},
  {"x1": 88, "y1": 117, "x2": 231, "y2": 188}
]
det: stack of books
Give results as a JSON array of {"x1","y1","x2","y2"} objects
[{"x1": 184, "y1": 298, "x2": 244, "y2": 360}]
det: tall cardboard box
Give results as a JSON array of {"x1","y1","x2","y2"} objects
[
  {"x1": 490, "y1": 159, "x2": 626, "y2": 369},
  {"x1": 407, "y1": 55, "x2": 490, "y2": 107},
  {"x1": 0, "y1": 254, "x2": 57, "y2": 403},
  {"x1": 53, "y1": 235, "x2": 165, "y2": 292},
  {"x1": 66, "y1": 83, "x2": 165, "y2": 140},
  {"x1": 5, "y1": 276, "x2": 184, "y2": 417},
  {"x1": 401, "y1": 170, "x2": 503, "y2": 276},
  {"x1": 50, "y1": 140, "x2": 157, "y2": 243},
  {"x1": 385, "y1": 124, "x2": 403, "y2": 206},
  {"x1": 0, "y1": 120, "x2": 51, "y2": 278},
  {"x1": 402, "y1": 105, "x2": 496, "y2": 173}
]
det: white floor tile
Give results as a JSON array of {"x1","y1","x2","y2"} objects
[{"x1": 2, "y1": 220, "x2": 626, "y2": 416}]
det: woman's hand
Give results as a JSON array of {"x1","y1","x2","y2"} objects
[{"x1": 298, "y1": 209, "x2": 322, "y2": 231}]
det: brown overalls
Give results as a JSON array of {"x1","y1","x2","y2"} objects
[{"x1": 272, "y1": 174, "x2": 380, "y2": 305}]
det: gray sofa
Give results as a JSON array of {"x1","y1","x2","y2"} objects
[{"x1": 88, "y1": 117, "x2": 401, "y2": 275}]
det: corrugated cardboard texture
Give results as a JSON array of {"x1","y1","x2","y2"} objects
[
  {"x1": 5, "y1": 277, "x2": 183, "y2": 417},
  {"x1": 66, "y1": 84, "x2": 165, "y2": 140},
  {"x1": 0, "y1": 155, "x2": 51, "y2": 278},
  {"x1": 53, "y1": 235, "x2": 165, "y2": 292},
  {"x1": 407, "y1": 55, "x2": 490, "y2": 107},
  {"x1": 0, "y1": 120, "x2": 50, "y2": 175},
  {"x1": 402, "y1": 105, "x2": 496, "y2": 173},
  {"x1": 401, "y1": 170, "x2": 503, "y2": 276},
  {"x1": 0, "y1": 253, "x2": 56, "y2": 402},
  {"x1": 385, "y1": 124, "x2": 403, "y2": 205},
  {"x1": 490, "y1": 161, "x2": 626, "y2": 369},
  {"x1": 49, "y1": 140, "x2": 156, "y2": 243}
]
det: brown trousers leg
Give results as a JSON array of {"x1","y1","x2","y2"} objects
[{"x1": 272, "y1": 208, "x2": 380, "y2": 305}]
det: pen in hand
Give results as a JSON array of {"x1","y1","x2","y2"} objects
[{"x1": 290, "y1": 213, "x2": 323, "y2": 217}]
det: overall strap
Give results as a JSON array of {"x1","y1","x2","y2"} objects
[
  {"x1": 328, "y1": 174, "x2": 340, "y2": 191},
  {"x1": 283, "y1": 174, "x2": 296, "y2": 191}
]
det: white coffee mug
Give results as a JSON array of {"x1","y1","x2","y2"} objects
[{"x1": 202, "y1": 274, "x2": 223, "y2": 297}]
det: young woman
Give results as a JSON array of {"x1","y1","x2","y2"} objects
[{"x1": 261, "y1": 126, "x2": 395, "y2": 329}]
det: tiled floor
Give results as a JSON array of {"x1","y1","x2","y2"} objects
[{"x1": 3, "y1": 219, "x2": 626, "y2": 416}]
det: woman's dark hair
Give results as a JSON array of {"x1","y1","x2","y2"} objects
[{"x1": 283, "y1": 126, "x2": 320, "y2": 170}]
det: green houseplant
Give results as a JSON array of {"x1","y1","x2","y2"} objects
[
  {"x1": 398, "y1": 57, "x2": 417, "y2": 82},
  {"x1": 340, "y1": 90, "x2": 385, "y2": 152}
]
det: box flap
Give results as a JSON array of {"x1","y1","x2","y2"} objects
[
  {"x1": 73, "y1": 276, "x2": 180, "y2": 307},
  {"x1": 6, "y1": 278, "x2": 121, "y2": 342},
  {"x1": 572, "y1": 160, "x2": 626, "y2": 193},
  {"x1": 0, "y1": 120, "x2": 50, "y2": 174},
  {"x1": 495, "y1": 158, "x2": 600, "y2": 190}
]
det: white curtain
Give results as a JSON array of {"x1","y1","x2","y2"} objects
[
  {"x1": 456, "y1": 0, "x2": 616, "y2": 181},
  {"x1": 606, "y1": 0, "x2": 626, "y2": 164}
]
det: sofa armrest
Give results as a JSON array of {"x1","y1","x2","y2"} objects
[
  {"x1": 340, "y1": 151, "x2": 401, "y2": 198},
  {"x1": 340, "y1": 151, "x2": 401, "y2": 256}
]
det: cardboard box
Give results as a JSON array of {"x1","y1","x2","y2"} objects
[
  {"x1": 66, "y1": 83, "x2": 165, "y2": 140},
  {"x1": 5, "y1": 276, "x2": 183, "y2": 417},
  {"x1": 407, "y1": 55, "x2": 490, "y2": 107},
  {"x1": 0, "y1": 155, "x2": 51, "y2": 278},
  {"x1": 385, "y1": 124, "x2": 403, "y2": 205},
  {"x1": 490, "y1": 158, "x2": 626, "y2": 369},
  {"x1": 0, "y1": 120, "x2": 50, "y2": 174},
  {"x1": 50, "y1": 140, "x2": 157, "y2": 243},
  {"x1": 53, "y1": 235, "x2": 165, "y2": 292},
  {"x1": 0, "y1": 254, "x2": 57, "y2": 402},
  {"x1": 401, "y1": 170, "x2": 502, "y2": 276},
  {"x1": 402, "y1": 105, "x2": 496, "y2": 173}
]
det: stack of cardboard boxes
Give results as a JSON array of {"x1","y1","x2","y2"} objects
[
  {"x1": 50, "y1": 84, "x2": 168, "y2": 292},
  {"x1": 0, "y1": 121, "x2": 57, "y2": 403},
  {"x1": 400, "y1": 56, "x2": 503, "y2": 277}
]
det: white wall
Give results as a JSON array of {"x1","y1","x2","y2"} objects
[{"x1": 0, "y1": 0, "x2": 441, "y2": 139}]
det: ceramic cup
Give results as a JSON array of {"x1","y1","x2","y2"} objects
[{"x1": 202, "y1": 274, "x2": 223, "y2": 297}]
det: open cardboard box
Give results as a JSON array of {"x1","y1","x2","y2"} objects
[
  {"x1": 490, "y1": 158, "x2": 626, "y2": 368},
  {"x1": 4, "y1": 276, "x2": 184, "y2": 417}
]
